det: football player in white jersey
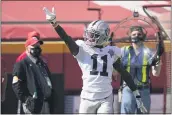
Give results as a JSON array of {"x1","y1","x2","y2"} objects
[{"x1": 43, "y1": 7, "x2": 147, "y2": 114}]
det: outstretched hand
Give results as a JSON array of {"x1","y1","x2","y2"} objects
[{"x1": 43, "y1": 7, "x2": 56, "y2": 25}]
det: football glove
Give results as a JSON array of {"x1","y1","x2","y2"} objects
[
  {"x1": 25, "y1": 96, "x2": 36, "y2": 113},
  {"x1": 43, "y1": 7, "x2": 57, "y2": 25},
  {"x1": 133, "y1": 90, "x2": 148, "y2": 113},
  {"x1": 151, "y1": 55, "x2": 160, "y2": 66}
]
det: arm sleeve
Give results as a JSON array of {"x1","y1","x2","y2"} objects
[
  {"x1": 120, "y1": 47, "x2": 125, "y2": 58},
  {"x1": 54, "y1": 25, "x2": 79, "y2": 56},
  {"x1": 114, "y1": 46, "x2": 122, "y2": 57},
  {"x1": 113, "y1": 58, "x2": 137, "y2": 91},
  {"x1": 12, "y1": 62, "x2": 28, "y2": 102}
]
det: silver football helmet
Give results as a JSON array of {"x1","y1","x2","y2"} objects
[{"x1": 83, "y1": 20, "x2": 110, "y2": 47}]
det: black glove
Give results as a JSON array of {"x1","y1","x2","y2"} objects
[
  {"x1": 151, "y1": 56, "x2": 160, "y2": 66},
  {"x1": 25, "y1": 96, "x2": 36, "y2": 113}
]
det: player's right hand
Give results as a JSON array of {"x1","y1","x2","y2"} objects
[
  {"x1": 43, "y1": 7, "x2": 56, "y2": 25},
  {"x1": 133, "y1": 90, "x2": 148, "y2": 113}
]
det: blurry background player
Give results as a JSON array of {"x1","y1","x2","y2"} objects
[
  {"x1": 43, "y1": 7, "x2": 147, "y2": 114},
  {"x1": 117, "y1": 26, "x2": 163, "y2": 114}
]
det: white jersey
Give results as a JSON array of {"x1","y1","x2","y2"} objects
[{"x1": 74, "y1": 40, "x2": 121, "y2": 100}]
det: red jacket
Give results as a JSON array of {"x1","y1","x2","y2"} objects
[
  {"x1": 16, "y1": 51, "x2": 48, "y2": 64},
  {"x1": 16, "y1": 52, "x2": 27, "y2": 62}
]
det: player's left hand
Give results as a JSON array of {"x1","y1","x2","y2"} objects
[{"x1": 133, "y1": 90, "x2": 148, "y2": 113}]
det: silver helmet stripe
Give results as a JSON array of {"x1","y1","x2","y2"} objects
[{"x1": 92, "y1": 20, "x2": 100, "y2": 26}]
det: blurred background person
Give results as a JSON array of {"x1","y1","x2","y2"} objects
[
  {"x1": 118, "y1": 26, "x2": 162, "y2": 114},
  {"x1": 12, "y1": 35, "x2": 54, "y2": 114}
]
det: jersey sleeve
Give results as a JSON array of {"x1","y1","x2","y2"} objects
[
  {"x1": 111, "y1": 46, "x2": 122, "y2": 63},
  {"x1": 73, "y1": 40, "x2": 85, "y2": 59},
  {"x1": 114, "y1": 46, "x2": 122, "y2": 58},
  {"x1": 120, "y1": 46, "x2": 126, "y2": 58}
]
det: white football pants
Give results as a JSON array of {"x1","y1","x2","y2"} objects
[{"x1": 79, "y1": 93, "x2": 114, "y2": 114}]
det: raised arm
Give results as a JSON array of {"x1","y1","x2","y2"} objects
[{"x1": 43, "y1": 7, "x2": 79, "y2": 56}]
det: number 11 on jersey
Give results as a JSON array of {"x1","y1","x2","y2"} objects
[{"x1": 90, "y1": 54, "x2": 108, "y2": 76}]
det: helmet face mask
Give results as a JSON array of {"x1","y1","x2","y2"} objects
[{"x1": 83, "y1": 20, "x2": 110, "y2": 47}]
